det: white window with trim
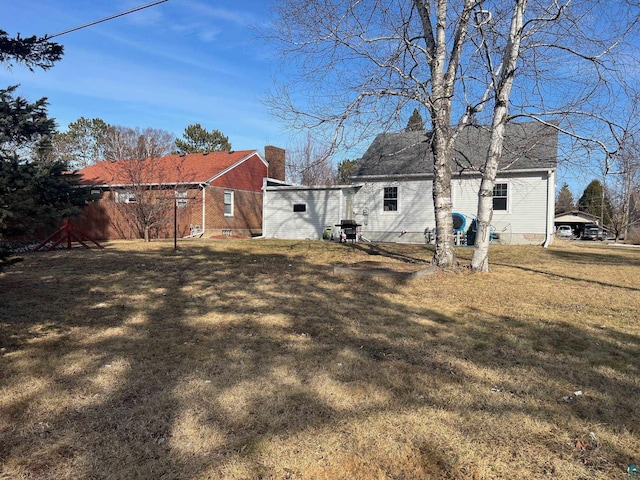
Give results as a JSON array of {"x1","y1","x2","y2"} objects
[
  {"x1": 175, "y1": 189, "x2": 188, "y2": 208},
  {"x1": 115, "y1": 190, "x2": 137, "y2": 204},
  {"x1": 383, "y1": 186, "x2": 398, "y2": 212},
  {"x1": 224, "y1": 190, "x2": 234, "y2": 216},
  {"x1": 493, "y1": 183, "x2": 508, "y2": 211}
]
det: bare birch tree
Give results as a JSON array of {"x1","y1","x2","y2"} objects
[
  {"x1": 269, "y1": 0, "x2": 478, "y2": 267},
  {"x1": 610, "y1": 92, "x2": 640, "y2": 240},
  {"x1": 467, "y1": 1, "x2": 526, "y2": 271},
  {"x1": 96, "y1": 126, "x2": 180, "y2": 241},
  {"x1": 268, "y1": 0, "x2": 639, "y2": 270},
  {"x1": 465, "y1": 1, "x2": 639, "y2": 270}
]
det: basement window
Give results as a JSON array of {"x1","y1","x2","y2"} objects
[
  {"x1": 383, "y1": 187, "x2": 398, "y2": 211},
  {"x1": 293, "y1": 203, "x2": 307, "y2": 212},
  {"x1": 493, "y1": 183, "x2": 508, "y2": 211}
]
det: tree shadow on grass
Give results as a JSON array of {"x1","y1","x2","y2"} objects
[
  {"x1": 548, "y1": 245, "x2": 640, "y2": 268},
  {"x1": 346, "y1": 241, "x2": 432, "y2": 264},
  {"x1": 0, "y1": 242, "x2": 638, "y2": 479},
  {"x1": 491, "y1": 262, "x2": 640, "y2": 293}
]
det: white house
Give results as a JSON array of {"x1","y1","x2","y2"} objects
[{"x1": 263, "y1": 122, "x2": 558, "y2": 245}]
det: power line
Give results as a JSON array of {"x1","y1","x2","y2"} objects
[{"x1": 45, "y1": 0, "x2": 170, "y2": 40}]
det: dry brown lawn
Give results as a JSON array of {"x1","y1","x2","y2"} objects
[{"x1": 1, "y1": 238, "x2": 639, "y2": 479}]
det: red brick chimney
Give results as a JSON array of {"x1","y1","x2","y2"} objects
[{"x1": 264, "y1": 145, "x2": 286, "y2": 181}]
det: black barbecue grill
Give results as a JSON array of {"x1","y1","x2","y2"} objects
[{"x1": 335, "y1": 219, "x2": 362, "y2": 242}]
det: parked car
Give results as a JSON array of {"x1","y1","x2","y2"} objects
[
  {"x1": 581, "y1": 224, "x2": 605, "y2": 240},
  {"x1": 556, "y1": 225, "x2": 573, "y2": 238}
]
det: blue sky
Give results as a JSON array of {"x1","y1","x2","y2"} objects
[
  {"x1": 1, "y1": 0, "x2": 628, "y2": 197},
  {"x1": 1, "y1": 0, "x2": 290, "y2": 152}
]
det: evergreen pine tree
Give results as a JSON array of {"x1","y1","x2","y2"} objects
[
  {"x1": 555, "y1": 183, "x2": 575, "y2": 213},
  {"x1": 0, "y1": 30, "x2": 63, "y2": 70},
  {"x1": 175, "y1": 124, "x2": 231, "y2": 154},
  {"x1": 1, "y1": 30, "x2": 71, "y2": 270},
  {"x1": 336, "y1": 159, "x2": 357, "y2": 184},
  {"x1": 578, "y1": 179, "x2": 611, "y2": 224},
  {"x1": 405, "y1": 108, "x2": 425, "y2": 131}
]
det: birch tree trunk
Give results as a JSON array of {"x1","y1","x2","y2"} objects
[
  {"x1": 416, "y1": 0, "x2": 475, "y2": 268},
  {"x1": 424, "y1": 0, "x2": 456, "y2": 267},
  {"x1": 622, "y1": 174, "x2": 632, "y2": 241},
  {"x1": 471, "y1": 0, "x2": 528, "y2": 272},
  {"x1": 431, "y1": 122, "x2": 456, "y2": 267}
]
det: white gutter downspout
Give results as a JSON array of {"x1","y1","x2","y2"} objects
[
  {"x1": 543, "y1": 170, "x2": 555, "y2": 248},
  {"x1": 254, "y1": 178, "x2": 267, "y2": 239},
  {"x1": 201, "y1": 183, "x2": 206, "y2": 237}
]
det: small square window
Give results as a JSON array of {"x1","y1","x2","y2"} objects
[
  {"x1": 293, "y1": 203, "x2": 307, "y2": 212},
  {"x1": 493, "y1": 183, "x2": 508, "y2": 211},
  {"x1": 383, "y1": 187, "x2": 398, "y2": 212}
]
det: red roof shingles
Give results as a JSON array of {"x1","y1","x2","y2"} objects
[{"x1": 78, "y1": 150, "x2": 259, "y2": 186}]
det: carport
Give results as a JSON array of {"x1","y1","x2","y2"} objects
[{"x1": 554, "y1": 210, "x2": 601, "y2": 237}]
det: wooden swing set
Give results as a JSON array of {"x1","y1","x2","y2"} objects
[{"x1": 34, "y1": 219, "x2": 104, "y2": 252}]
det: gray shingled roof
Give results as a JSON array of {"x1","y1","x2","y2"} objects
[{"x1": 354, "y1": 122, "x2": 558, "y2": 178}]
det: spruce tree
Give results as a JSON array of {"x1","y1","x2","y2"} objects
[
  {"x1": 336, "y1": 159, "x2": 357, "y2": 184},
  {"x1": 578, "y1": 179, "x2": 611, "y2": 224},
  {"x1": 0, "y1": 30, "x2": 63, "y2": 70},
  {"x1": 0, "y1": 86, "x2": 56, "y2": 158},
  {"x1": 0, "y1": 30, "x2": 83, "y2": 271},
  {"x1": 405, "y1": 108, "x2": 425, "y2": 132},
  {"x1": 555, "y1": 183, "x2": 575, "y2": 213},
  {"x1": 0, "y1": 157, "x2": 88, "y2": 238}
]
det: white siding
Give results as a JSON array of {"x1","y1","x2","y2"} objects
[
  {"x1": 264, "y1": 188, "x2": 344, "y2": 240},
  {"x1": 353, "y1": 181, "x2": 434, "y2": 242},
  {"x1": 355, "y1": 173, "x2": 551, "y2": 244},
  {"x1": 451, "y1": 177, "x2": 481, "y2": 215},
  {"x1": 262, "y1": 172, "x2": 552, "y2": 244},
  {"x1": 452, "y1": 173, "x2": 551, "y2": 244}
]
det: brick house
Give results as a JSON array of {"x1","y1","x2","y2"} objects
[{"x1": 75, "y1": 146, "x2": 285, "y2": 240}]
